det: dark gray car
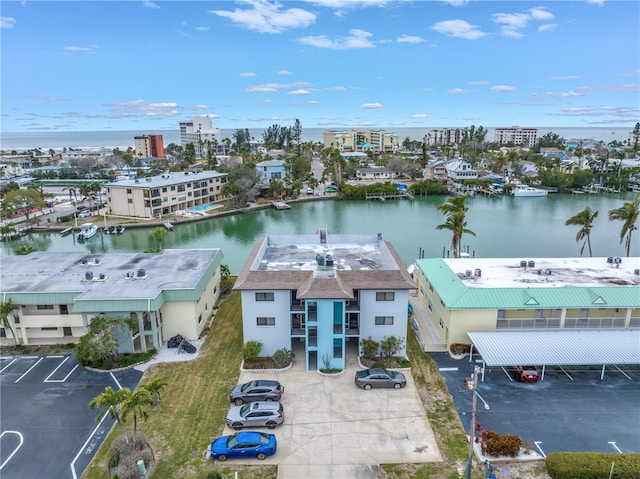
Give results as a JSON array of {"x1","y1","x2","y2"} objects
[
  {"x1": 229, "y1": 380, "x2": 284, "y2": 405},
  {"x1": 226, "y1": 401, "x2": 284, "y2": 430},
  {"x1": 355, "y1": 368, "x2": 407, "y2": 390}
]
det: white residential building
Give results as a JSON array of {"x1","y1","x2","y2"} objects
[
  {"x1": 494, "y1": 126, "x2": 538, "y2": 148},
  {"x1": 179, "y1": 116, "x2": 222, "y2": 158}
]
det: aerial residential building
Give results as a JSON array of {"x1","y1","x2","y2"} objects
[
  {"x1": 494, "y1": 126, "x2": 538, "y2": 148},
  {"x1": 256, "y1": 159, "x2": 286, "y2": 182},
  {"x1": 323, "y1": 129, "x2": 399, "y2": 154},
  {"x1": 0, "y1": 249, "x2": 224, "y2": 352},
  {"x1": 425, "y1": 128, "x2": 463, "y2": 146},
  {"x1": 413, "y1": 256, "x2": 640, "y2": 350},
  {"x1": 179, "y1": 116, "x2": 222, "y2": 158},
  {"x1": 105, "y1": 170, "x2": 227, "y2": 218},
  {"x1": 355, "y1": 167, "x2": 397, "y2": 181},
  {"x1": 134, "y1": 134, "x2": 165, "y2": 159},
  {"x1": 446, "y1": 158, "x2": 478, "y2": 180},
  {"x1": 234, "y1": 230, "x2": 416, "y2": 371}
]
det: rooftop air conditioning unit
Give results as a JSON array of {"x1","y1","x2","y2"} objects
[
  {"x1": 85, "y1": 271, "x2": 93, "y2": 281},
  {"x1": 137, "y1": 268, "x2": 146, "y2": 277}
]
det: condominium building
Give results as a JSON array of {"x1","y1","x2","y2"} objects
[
  {"x1": 105, "y1": 170, "x2": 227, "y2": 218},
  {"x1": 323, "y1": 129, "x2": 399, "y2": 154},
  {"x1": 179, "y1": 116, "x2": 222, "y2": 158},
  {"x1": 0, "y1": 249, "x2": 224, "y2": 352},
  {"x1": 494, "y1": 126, "x2": 538, "y2": 148},
  {"x1": 134, "y1": 134, "x2": 165, "y2": 159},
  {"x1": 413, "y1": 256, "x2": 640, "y2": 350},
  {"x1": 425, "y1": 128, "x2": 463, "y2": 146},
  {"x1": 234, "y1": 230, "x2": 416, "y2": 371}
]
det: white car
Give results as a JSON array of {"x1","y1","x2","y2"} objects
[
  {"x1": 77, "y1": 210, "x2": 92, "y2": 218},
  {"x1": 306, "y1": 187, "x2": 314, "y2": 194}
]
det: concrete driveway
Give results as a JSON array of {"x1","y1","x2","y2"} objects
[{"x1": 221, "y1": 357, "x2": 442, "y2": 479}]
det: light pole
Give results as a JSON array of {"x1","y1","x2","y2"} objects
[{"x1": 465, "y1": 365, "x2": 480, "y2": 479}]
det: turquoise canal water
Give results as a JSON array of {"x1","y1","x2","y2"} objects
[{"x1": 3, "y1": 193, "x2": 638, "y2": 274}]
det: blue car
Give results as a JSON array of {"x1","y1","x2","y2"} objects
[{"x1": 210, "y1": 431, "x2": 277, "y2": 461}]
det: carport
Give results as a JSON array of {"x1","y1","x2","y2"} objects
[{"x1": 467, "y1": 329, "x2": 640, "y2": 381}]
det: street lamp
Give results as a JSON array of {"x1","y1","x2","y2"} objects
[{"x1": 465, "y1": 365, "x2": 480, "y2": 479}]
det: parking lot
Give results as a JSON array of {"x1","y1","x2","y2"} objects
[
  {"x1": 222, "y1": 356, "x2": 442, "y2": 479},
  {"x1": 0, "y1": 354, "x2": 142, "y2": 479},
  {"x1": 430, "y1": 352, "x2": 640, "y2": 457}
]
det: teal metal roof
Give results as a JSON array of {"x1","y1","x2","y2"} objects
[{"x1": 415, "y1": 258, "x2": 640, "y2": 309}]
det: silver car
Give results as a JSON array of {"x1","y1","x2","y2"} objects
[
  {"x1": 355, "y1": 367, "x2": 407, "y2": 390},
  {"x1": 226, "y1": 401, "x2": 284, "y2": 430}
]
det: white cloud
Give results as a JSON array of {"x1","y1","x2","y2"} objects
[
  {"x1": 552, "y1": 75, "x2": 580, "y2": 80},
  {"x1": 308, "y1": 100, "x2": 320, "y2": 104},
  {"x1": 469, "y1": 80, "x2": 489, "y2": 85},
  {"x1": 192, "y1": 104, "x2": 210, "y2": 110},
  {"x1": 545, "y1": 91, "x2": 583, "y2": 97},
  {"x1": 245, "y1": 81, "x2": 311, "y2": 92},
  {"x1": 578, "y1": 84, "x2": 639, "y2": 92},
  {"x1": 440, "y1": 0, "x2": 469, "y2": 6},
  {"x1": 360, "y1": 102, "x2": 383, "y2": 109},
  {"x1": 326, "y1": 86, "x2": 347, "y2": 91},
  {"x1": 210, "y1": 0, "x2": 316, "y2": 34},
  {"x1": 262, "y1": 99, "x2": 273, "y2": 104},
  {"x1": 448, "y1": 88, "x2": 466, "y2": 94},
  {"x1": 556, "y1": 106, "x2": 639, "y2": 120},
  {"x1": 538, "y1": 24, "x2": 556, "y2": 32},
  {"x1": 306, "y1": 0, "x2": 389, "y2": 17},
  {"x1": 410, "y1": 113, "x2": 428, "y2": 118},
  {"x1": 492, "y1": 7, "x2": 554, "y2": 38},
  {"x1": 616, "y1": 70, "x2": 640, "y2": 77},
  {"x1": 29, "y1": 94, "x2": 71, "y2": 102},
  {"x1": 288, "y1": 89, "x2": 311, "y2": 95},
  {"x1": 297, "y1": 29, "x2": 374, "y2": 49},
  {"x1": 586, "y1": 0, "x2": 605, "y2": 6},
  {"x1": 142, "y1": 0, "x2": 159, "y2": 9},
  {"x1": 103, "y1": 99, "x2": 182, "y2": 117},
  {"x1": 195, "y1": 26, "x2": 210, "y2": 31},
  {"x1": 1, "y1": 17, "x2": 16, "y2": 29},
  {"x1": 397, "y1": 34, "x2": 424, "y2": 44},
  {"x1": 277, "y1": 70, "x2": 292, "y2": 75},
  {"x1": 431, "y1": 20, "x2": 487, "y2": 40},
  {"x1": 491, "y1": 85, "x2": 517, "y2": 92},
  {"x1": 240, "y1": 72, "x2": 257, "y2": 77},
  {"x1": 421, "y1": 87, "x2": 434, "y2": 92},
  {"x1": 63, "y1": 45, "x2": 100, "y2": 53}
]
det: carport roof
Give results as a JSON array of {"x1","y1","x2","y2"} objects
[{"x1": 467, "y1": 329, "x2": 640, "y2": 366}]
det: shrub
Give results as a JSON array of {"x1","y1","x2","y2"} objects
[
  {"x1": 272, "y1": 348, "x2": 294, "y2": 368},
  {"x1": 481, "y1": 430, "x2": 521, "y2": 457},
  {"x1": 399, "y1": 358, "x2": 411, "y2": 368},
  {"x1": 450, "y1": 343, "x2": 471, "y2": 356},
  {"x1": 243, "y1": 340, "x2": 263, "y2": 361},
  {"x1": 546, "y1": 452, "x2": 640, "y2": 479},
  {"x1": 360, "y1": 337, "x2": 379, "y2": 359},
  {"x1": 380, "y1": 336, "x2": 404, "y2": 357},
  {"x1": 205, "y1": 471, "x2": 224, "y2": 479},
  {"x1": 108, "y1": 451, "x2": 121, "y2": 468}
]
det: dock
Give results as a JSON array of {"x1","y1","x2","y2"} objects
[
  {"x1": 366, "y1": 191, "x2": 414, "y2": 201},
  {"x1": 273, "y1": 201, "x2": 291, "y2": 210},
  {"x1": 163, "y1": 222, "x2": 174, "y2": 230},
  {"x1": 60, "y1": 227, "x2": 74, "y2": 236}
]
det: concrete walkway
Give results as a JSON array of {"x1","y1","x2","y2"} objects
[{"x1": 409, "y1": 294, "x2": 447, "y2": 352}]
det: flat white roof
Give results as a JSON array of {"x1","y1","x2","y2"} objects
[
  {"x1": 445, "y1": 257, "x2": 640, "y2": 288},
  {"x1": 468, "y1": 329, "x2": 640, "y2": 366}
]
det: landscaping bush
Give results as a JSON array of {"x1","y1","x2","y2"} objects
[
  {"x1": 243, "y1": 340, "x2": 263, "y2": 361},
  {"x1": 450, "y1": 343, "x2": 471, "y2": 356},
  {"x1": 360, "y1": 337, "x2": 379, "y2": 359},
  {"x1": 545, "y1": 452, "x2": 640, "y2": 479},
  {"x1": 108, "y1": 451, "x2": 121, "y2": 468},
  {"x1": 481, "y1": 430, "x2": 521, "y2": 457},
  {"x1": 271, "y1": 348, "x2": 294, "y2": 368},
  {"x1": 205, "y1": 471, "x2": 224, "y2": 479},
  {"x1": 380, "y1": 336, "x2": 404, "y2": 357}
]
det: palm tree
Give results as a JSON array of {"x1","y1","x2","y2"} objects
[
  {"x1": 0, "y1": 299, "x2": 18, "y2": 344},
  {"x1": 436, "y1": 209, "x2": 476, "y2": 258},
  {"x1": 608, "y1": 197, "x2": 640, "y2": 257},
  {"x1": 437, "y1": 196, "x2": 468, "y2": 216},
  {"x1": 150, "y1": 226, "x2": 168, "y2": 251},
  {"x1": 62, "y1": 186, "x2": 78, "y2": 204},
  {"x1": 89, "y1": 386, "x2": 130, "y2": 444},
  {"x1": 120, "y1": 387, "x2": 151, "y2": 440},
  {"x1": 565, "y1": 207, "x2": 599, "y2": 257},
  {"x1": 141, "y1": 378, "x2": 168, "y2": 406}
]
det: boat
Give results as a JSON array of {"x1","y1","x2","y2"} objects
[
  {"x1": 273, "y1": 201, "x2": 291, "y2": 210},
  {"x1": 103, "y1": 225, "x2": 116, "y2": 234},
  {"x1": 77, "y1": 223, "x2": 98, "y2": 240},
  {"x1": 512, "y1": 184, "x2": 548, "y2": 197},
  {"x1": 115, "y1": 225, "x2": 126, "y2": 234}
]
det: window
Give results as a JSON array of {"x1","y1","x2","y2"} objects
[
  {"x1": 376, "y1": 292, "x2": 395, "y2": 301},
  {"x1": 63, "y1": 327, "x2": 72, "y2": 336},
  {"x1": 428, "y1": 300, "x2": 432, "y2": 312},
  {"x1": 127, "y1": 188, "x2": 132, "y2": 194},
  {"x1": 333, "y1": 339, "x2": 342, "y2": 358},
  {"x1": 429, "y1": 283, "x2": 434, "y2": 292},
  {"x1": 255, "y1": 292, "x2": 274, "y2": 301},
  {"x1": 257, "y1": 317, "x2": 275, "y2": 326},
  {"x1": 37, "y1": 305, "x2": 54, "y2": 310},
  {"x1": 42, "y1": 327, "x2": 58, "y2": 331},
  {"x1": 439, "y1": 318, "x2": 445, "y2": 329},
  {"x1": 60, "y1": 305, "x2": 69, "y2": 315},
  {"x1": 375, "y1": 316, "x2": 394, "y2": 325},
  {"x1": 128, "y1": 198, "x2": 133, "y2": 204}
]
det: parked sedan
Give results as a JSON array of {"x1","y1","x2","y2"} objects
[
  {"x1": 514, "y1": 366, "x2": 539, "y2": 383},
  {"x1": 226, "y1": 401, "x2": 284, "y2": 430},
  {"x1": 77, "y1": 209, "x2": 92, "y2": 218},
  {"x1": 229, "y1": 380, "x2": 284, "y2": 405},
  {"x1": 210, "y1": 431, "x2": 277, "y2": 461},
  {"x1": 355, "y1": 368, "x2": 407, "y2": 390}
]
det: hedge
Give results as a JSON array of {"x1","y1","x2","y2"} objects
[{"x1": 546, "y1": 452, "x2": 640, "y2": 479}]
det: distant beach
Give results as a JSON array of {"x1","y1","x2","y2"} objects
[{"x1": 0, "y1": 126, "x2": 633, "y2": 151}]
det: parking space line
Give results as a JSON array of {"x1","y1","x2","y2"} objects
[
  {"x1": 15, "y1": 357, "x2": 44, "y2": 383},
  {"x1": 612, "y1": 366, "x2": 632, "y2": 380},
  {"x1": 608, "y1": 441, "x2": 622, "y2": 453},
  {"x1": 501, "y1": 367, "x2": 514, "y2": 382},
  {"x1": 557, "y1": 366, "x2": 574, "y2": 381},
  {"x1": 70, "y1": 411, "x2": 111, "y2": 479},
  {"x1": 439, "y1": 367, "x2": 458, "y2": 371},
  {"x1": 0, "y1": 431, "x2": 24, "y2": 471},
  {"x1": 110, "y1": 372, "x2": 123, "y2": 389},
  {"x1": 0, "y1": 358, "x2": 19, "y2": 373},
  {"x1": 534, "y1": 441, "x2": 546, "y2": 458},
  {"x1": 44, "y1": 364, "x2": 79, "y2": 383}
]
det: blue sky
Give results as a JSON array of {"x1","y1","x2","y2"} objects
[{"x1": 1, "y1": 0, "x2": 638, "y2": 133}]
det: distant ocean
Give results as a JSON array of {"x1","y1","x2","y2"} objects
[{"x1": 0, "y1": 127, "x2": 633, "y2": 151}]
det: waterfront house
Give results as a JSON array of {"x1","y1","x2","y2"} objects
[
  {"x1": 0, "y1": 249, "x2": 224, "y2": 352},
  {"x1": 233, "y1": 230, "x2": 416, "y2": 371},
  {"x1": 105, "y1": 170, "x2": 227, "y2": 218},
  {"x1": 256, "y1": 159, "x2": 286, "y2": 182},
  {"x1": 446, "y1": 158, "x2": 478, "y2": 181},
  {"x1": 355, "y1": 167, "x2": 397, "y2": 181},
  {"x1": 413, "y1": 257, "x2": 640, "y2": 350},
  {"x1": 423, "y1": 159, "x2": 447, "y2": 181}
]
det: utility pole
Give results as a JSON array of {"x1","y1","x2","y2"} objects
[{"x1": 465, "y1": 365, "x2": 480, "y2": 479}]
